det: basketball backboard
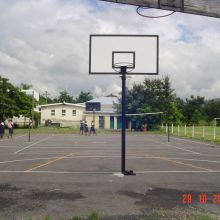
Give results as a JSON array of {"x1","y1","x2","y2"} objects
[
  {"x1": 89, "y1": 34, "x2": 159, "y2": 75},
  {"x1": 99, "y1": 0, "x2": 220, "y2": 18}
]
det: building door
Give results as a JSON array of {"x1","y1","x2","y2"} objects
[
  {"x1": 117, "y1": 116, "x2": 121, "y2": 129},
  {"x1": 110, "y1": 116, "x2": 114, "y2": 129},
  {"x1": 99, "y1": 116, "x2": 105, "y2": 128}
]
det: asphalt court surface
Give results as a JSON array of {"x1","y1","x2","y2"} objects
[
  {"x1": 0, "y1": 133, "x2": 220, "y2": 219},
  {"x1": 1, "y1": 133, "x2": 220, "y2": 173}
]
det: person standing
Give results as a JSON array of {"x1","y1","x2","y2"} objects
[
  {"x1": 0, "y1": 121, "x2": 4, "y2": 139},
  {"x1": 89, "y1": 120, "x2": 97, "y2": 136},
  {"x1": 79, "y1": 120, "x2": 84, "y2": 135},
  {"x1": 84, "y1": 121, "x2": 88, "y2": 136},
  {"x1": 7, "y1": 119, "x2": 13, "y2": 139}
]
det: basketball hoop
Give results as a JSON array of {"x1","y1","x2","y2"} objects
[
  {"x1": 113, "y1": 62, "x2": 135, "y2": 73},
  {"x1": 136, "y1": 6, "x2": 175, "y2": 18}
]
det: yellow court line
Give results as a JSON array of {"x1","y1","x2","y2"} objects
[
  {"x1": 25, "y1": 153, "x2": 75, "y2": 172},
  {"x1": 145, "y1": 154, "x2": 213, "y2": 172}
]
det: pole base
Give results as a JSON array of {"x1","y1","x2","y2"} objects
[{"x1": 122, "y1": 170, "x2": 136, "y2": 176}]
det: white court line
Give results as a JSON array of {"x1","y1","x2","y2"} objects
[
  {"x1": 0, "y1": 134, "x2": 27, "y2": 142},
  {"x1": 0, "y1": 146, "x2": 21, "y2": 148},
  {"x1": 13, "y1": 137, "x2": 51, "y2": 154},
  {"x1": 1, "y1": 155, "x2": 220, "y2": 165},
  {"x1": 0, "y1": 170, "x2": 220, "y2": 174},
  {"x1": 167, "y1": 158, "x2": 220, "y2": 164},
  {"x1": 160, "y1": 135, "x2": 220, "y2": 148},
  {"x1": 147, "y1": 137, "x2": 201, "y2": 155},
  {"x1": 0, "y1": 157, "x2": 60, "y2": 164},
  {"x1": 136, "y1": 170, "x2": 220, "y2": 173}
]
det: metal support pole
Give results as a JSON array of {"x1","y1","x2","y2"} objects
[
  {"x1": 121, "y1": 66, "x2": 126, "y2": 174},
  {"x1": 168, "y1": 123, "x2": 170, "y2": 142},
  {"x1": 32, "y1": 92, "x2": 34, "y2": 129},
  {"x1": 28, "y1": 117, "x2": 31, "y2": 142}
]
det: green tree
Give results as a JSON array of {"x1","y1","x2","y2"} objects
[
  {"x1": 183, "y1": 95, "x2": 205, "y2": 125},
  {"x1": 124, "y1": 76, "x2": 182, "y2": 129},
  {"x1": 20, "y1": 83, "x2": 32, "y2": 90},
  {"x1": 56, "y1": 90, "x2": 75, "y2": 103},
  {"x1": 204, "y1": 99, "x2": 220, "y2": 124},
  {"x1": 0, "y1": 76, "x2": 32, "y2": 120},
  {"x1": 75, "y1": 91, "x2": 93, "y2": 103}
]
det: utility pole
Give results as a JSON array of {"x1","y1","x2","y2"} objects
[{"x1": 45, "y1": 91, "x2": 48, "y2": 104}]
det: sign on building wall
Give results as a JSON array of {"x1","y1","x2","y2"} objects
[{"x1": 86, "y1": 102, "x2": 101, "y2": 111}]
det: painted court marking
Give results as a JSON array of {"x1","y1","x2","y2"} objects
[
  {"x1": 0, "y1": 170, "x2": 219, "y2": 174},
  {"x1": 147, "y1": 136, "x2": 201, "y2": 155},
  {"x1": 0, "y1": 156, "x2": 220, "y2": 165},
  {"x1": 155, "y1": 156, "x2": 212, "y2": 171},
  {"x1": 25, "y1": 153, "x2": 75, "y2": 172},
  {"x1": 160, "y1": 135, "x2": 219, "y2": 148},
  {"x1": 13, "y1": 137, "x2": 51, "y2": 154},
  {"x1": 0, "y1": 134, "x2": 27, "y2": 142},
  {"x1": 144, "y1": 152, "x2": 213, "y2": 172}
]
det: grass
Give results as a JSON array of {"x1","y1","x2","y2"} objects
[
  {"x1": 186, "y1": 213, "x2": 218, "y2": 220},
  {"x1": 22, "y1": 210, "x2": 219, "y2": 220},
  {"x1": 161, "y1": 125, "x2": 220, "y2": 144},
  {"x1": 87, "y1": 210, "x2": 101, "y2": 220}
]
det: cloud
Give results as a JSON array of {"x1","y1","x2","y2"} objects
[{"x1": 0, "y1": 0, "x2": 219, "y2": 100}]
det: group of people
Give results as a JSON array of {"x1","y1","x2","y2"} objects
[
  {"x1": 0, "y1": 119, "x2": 14, "y2": 139},
  {"x1": 80, "y1": 120, "x2": 96, "y2": 136}
]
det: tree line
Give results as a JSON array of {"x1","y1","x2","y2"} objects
[
  {"x1": 125, "y1": 76, "x2": 220, "y2": 128},
  {"x1": 1, "y1": 75, "x2": 220, "y2": 126},
  {"x1": 0, "y1": 76, "x2": 93, "y2": 121}
]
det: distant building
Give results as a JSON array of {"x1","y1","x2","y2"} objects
[
  {"x1": 21, "y1": 89, "x2": 39, "y2": 101},
  {"x1": 39, "y1": 102, "x2": 85, "y2": 127},
  {"x1": 38, "y1": 95, "x2": 121, "y2": 129},
  {"x1": 84, "y1": 94, "x2": 120, "y2": 129}
]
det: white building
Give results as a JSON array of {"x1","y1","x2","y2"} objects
[
  {"x1": 39, "y1": 102, "x2": 85, "y2": 127},
  {"x1": 84, "y1": 95, "x2": 120, "y2": 129},
  {"x1": 39, "y1": 95, "x2": 121, "y2": 129}
]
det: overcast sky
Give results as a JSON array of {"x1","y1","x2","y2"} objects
[{"x1": 0, "y1": 0, "x2": 220, "y2": 99}]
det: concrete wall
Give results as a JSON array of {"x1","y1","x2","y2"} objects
[
  {"x1": 104, "y1": 116, "x2": 110, "y2": 129},
  {"x1": 41, "y1": 105, "x2": 84, "y2": 125}
]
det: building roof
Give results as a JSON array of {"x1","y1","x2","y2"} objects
[
  {"x1": 39, "y1": 102, "x2": 85, "y2": 108},
  {"x1": 87, "y1": 95, "x2": 119, "y2": 105}
]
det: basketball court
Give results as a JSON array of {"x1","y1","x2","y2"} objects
[
  {"x1": 0, "y1": 133, "x2": 220, "y2": 219},
  {"x1": 0, "y1": 0, "x2": 219, "y2": 218}
]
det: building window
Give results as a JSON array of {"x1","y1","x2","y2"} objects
[
  {"x1": 62, "y1": 109, "x2": 66, "y2": 116},
  {"x1": 51, "y1": 110, "x2": 55, "y2": 116},
  {"x1": 72, "y1": 110, "x2": 76, "y2": 116}
]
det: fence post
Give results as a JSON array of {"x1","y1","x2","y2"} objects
[
  {"x1": 166, "y1": 124, "x2": 168, "y2": 133},
  {"x1": 162, "y1": 123, "x2": 163, "y2": 129},
  {"x1": 202, "y1": 126, "x2": 205, "y2": 138},
  {"x1": 171, "y1": 123, "x2": 174, "y2": 134},
  {"x1": 184, "y1": 124, "x2": 187, "y2": 136},
  {"x1": 192, "y1": 125, "x2": 195, "y2": 137},
  {"x1": 214, "y1": 127, "x2": 216, "y2": 140},
  {"x1": 177, "y1": 125, "x2": 180, "y2": 136}
]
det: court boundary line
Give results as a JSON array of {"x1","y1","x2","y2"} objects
[
  {"x1": 150, "y1": 155, "x2": 212, "y2": 172},
  {"x1": 146, "y1": 136, "x2": 201, "y2": 155},
  {"x1": 160, "y1": 135, "x2": 220, "y2": 148},
  {"x1": 13, "y1": 137, "x2": 52, "y2": 154},
  {"x1": 1, "y1": 156, "x2": 220, "y2": 165},
  {"x1": 0, "y1": 134, "x2": 27, "y2": 142},
  {"x1": 0, "y1": 170, "x2": 220, "y2": 174},
  {"x1": 25, "y1": 153, "x2": 75, "y2": 172}
]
